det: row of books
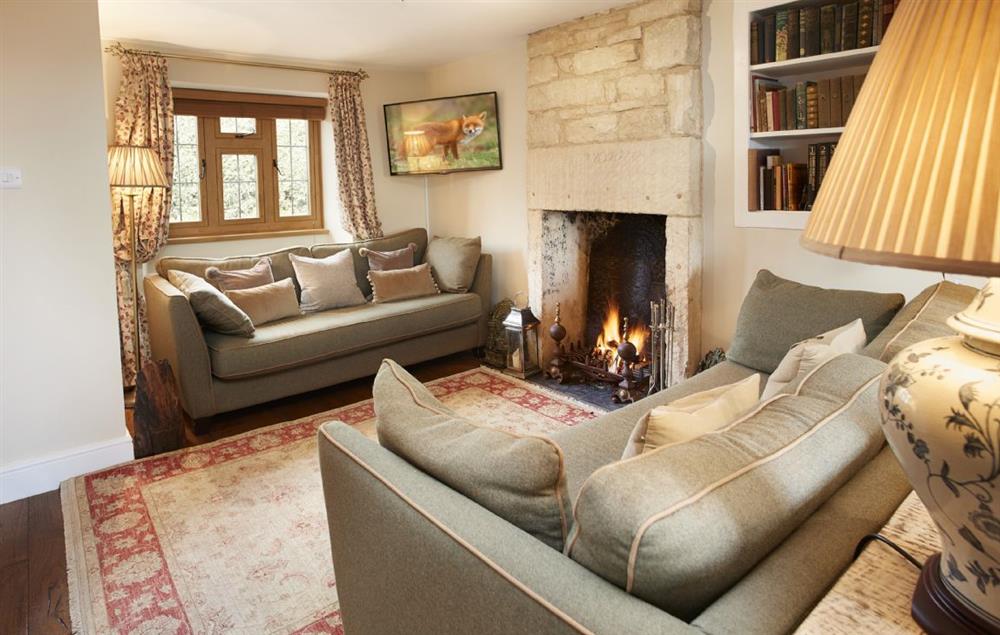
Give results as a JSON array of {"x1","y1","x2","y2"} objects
[
  {"x1": 748, "y1": 143, "x2": 838, "y2": 211},
  {"x1": 750, "y1": 0, "x2": 898, "y2": 65},
  {"x1": 751, "y1": 72, "x2": 866, "y2": 133}
]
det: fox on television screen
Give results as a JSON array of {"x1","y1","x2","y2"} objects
[{"x1": 384, "y1": 91, "x2": 502, "y2": 176}]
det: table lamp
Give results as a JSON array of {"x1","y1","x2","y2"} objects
[
  {"x1": 107, "y1": 145, "x2": 168, "y2": 379},
  {"x1": 801, "y1": 1, "x2": 999, "y2": 632}
]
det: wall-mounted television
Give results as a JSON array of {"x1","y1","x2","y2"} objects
[{"x1": 384, "y1": 91, "x2": 502, "y2": 176}]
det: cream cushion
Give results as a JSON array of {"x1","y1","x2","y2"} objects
[
  {"x1": 761, "y1": 319, "x2": 867, "y2": 400},
  {"x1": 290, "y1": 250, "x2": 366, "y2": 313},
  {"x1": 622, "y1": 374, "x2": 761, "y2": 459},
  {"x1": 224, "y1": 278, "x2": 300, "y2": 326}
]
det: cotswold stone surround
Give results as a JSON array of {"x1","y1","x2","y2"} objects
[{"x1": 526, "y1": 0, "x2": 703, "y2": 381}]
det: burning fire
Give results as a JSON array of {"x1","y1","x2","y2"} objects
[{"x1": 594, "y1": 301, "x2": 648, "y2": 372}]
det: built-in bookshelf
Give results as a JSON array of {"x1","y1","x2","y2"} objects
[{"x1": 733, "y1": 0, "x2": 894, "y2": 230}]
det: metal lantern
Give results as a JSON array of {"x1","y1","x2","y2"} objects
[{"x1": 502, "y1": 301, "x2": 541, "y2": 379}]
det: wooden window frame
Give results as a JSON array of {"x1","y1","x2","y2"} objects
[{"x1": 169, "y1": 89, "x2": 326, "y2": 243}]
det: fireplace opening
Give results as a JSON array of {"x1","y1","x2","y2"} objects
[{"x1": 540, "y1": 211, "x2": 669, "y2": 407}]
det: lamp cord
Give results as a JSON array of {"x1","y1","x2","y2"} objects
[{"x1": 853, "y1": 533, "x2": 923, "y2": 570}]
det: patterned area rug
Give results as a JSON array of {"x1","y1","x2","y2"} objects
[{"x1": 62, "y1": 366, "x2": 602, "y2": 634}]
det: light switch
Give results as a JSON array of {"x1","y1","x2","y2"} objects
[{"x1": 0, "y1": 168, "x2": 23, "y2": 189}]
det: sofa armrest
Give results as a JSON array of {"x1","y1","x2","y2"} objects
[
  {"x1": 469, "y1": 253, "x2": 492, "y2": 346},
  {"x1": 144, "y1": 274, "x2": 216, "y2": 418},
  {"x1": 318, "y1": 422, "x2": 695, "y2": 635}
]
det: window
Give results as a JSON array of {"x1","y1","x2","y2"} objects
[{"x1": 168, "y1": 89, "x2": 326, "y2": 242}]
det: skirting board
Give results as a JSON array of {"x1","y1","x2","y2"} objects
[{"x1": 0, "y1": 435, "x2": 134, "y2": 504}]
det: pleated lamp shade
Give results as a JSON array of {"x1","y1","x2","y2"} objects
[
  {"x1": 107, "y1": 145, "x2": 168, "y2": 191},
  {"x1": 801, "y1": 0, "x2": 1000, "y2": 277}
]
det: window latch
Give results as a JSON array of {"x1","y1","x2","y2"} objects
[
  {"x1": 200, "y1": 158, "x2": 206, "y2": 180},
  {"x1": 272, "y1": 159, "x2": 282, "y2": 176}
]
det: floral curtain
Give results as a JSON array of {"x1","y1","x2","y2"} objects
[
  {"x1": 329, "y1": 73, "x2": 383, "y2": 240},
  {"x1": 110, "y1": 47, "x2": 174, "y2": 387}
]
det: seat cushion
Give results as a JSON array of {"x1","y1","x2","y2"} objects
[
  {"x1": 727, "y1": 269, "x2": 904, "y2": 373},
  {"x1": 551, "y1": 361, "x2": 765, "y2": 501},
  {"x1": 311, "y1": 228, "x2": 428, "y2": 298},
  {"x1": 566, "y1": 353, "x2": 887, "y2": 620},
  {"x1": 204, "y1": 292, "x2": 480, "y2": 379},
  {"x1": 863, "y1": 280, "x2": 978, "y2": 362}
]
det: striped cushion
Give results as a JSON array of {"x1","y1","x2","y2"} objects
[{"x1": 565, "y1": 353, "x2": 887, "y2": 620}]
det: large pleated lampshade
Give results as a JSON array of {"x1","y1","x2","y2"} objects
[
  {"x1": 107, "y1": 145, "x2": 168, "y2": 191},
  {"x1": 801, "y1": 0, "x2": 999, "y2": 277}
]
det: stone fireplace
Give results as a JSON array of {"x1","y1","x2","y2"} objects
[{"x1": 526, "y1": 0, "x2": 703, "y2": 383}]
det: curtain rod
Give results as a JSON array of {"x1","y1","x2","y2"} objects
[{"x1": 105, "y1": 43, "x2": 369, "y2": 80}]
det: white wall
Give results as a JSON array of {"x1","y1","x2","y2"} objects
[
  {"x1": 1, "y1": 0, "x2": 131, "y2": 502},
  {"x1": 425, "y1": 40, "x2": 529, "y2": 304},
  {"x1": 700, "y1": 0, "x2": 984, "y2": 354},
  {"x1": 101, "y1": 44, "x2": 429, "y2": 262}
]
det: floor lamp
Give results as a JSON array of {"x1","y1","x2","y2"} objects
[
  {"x1": 800, "y1": 1, "x2": 999, "y2": 632},
  {"x1": 107, "y1": 145, "x2": 168, "y2": 392}
]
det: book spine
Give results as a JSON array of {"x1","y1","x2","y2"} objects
[
  {"x1": 785, "y1": 88, "x2": 795, "y2": 131},
  {"x1": 776, "y1": 10, "x2": 788, "y2": 61},
  {"x1": 750, "y1": 21, "x2": 760, "y2": 65},
  {"x1": 748, "y1": 150, "x2": 759, "y2": 211},
  {"x1": 841, "y1": 75, "x2": 856, "y2": 121},
  {"x1": 788, "y1": 9, "x2": 800, "y2": 59},
  {"x1": 820, "y1": 4, "x2": 836, "y2": 54},
  {"x1": 774, "y1": 165, "x2": 783, "y2": 211},
  {"x1": 881, "y1": 0, "x2": 895, "y2": 39},
  {"x1": 842, "y1": 2, "x2": 859, "y2": 50},
  {"x1": 803, "y1": 7, "x2": 820, "y2": 56},
  {"x1": 758, "y1": 83, "x2": 770, "y2": 131},
  {"x1": 830, "y1": 76, "x2": 843, "y2": 127},
  {"x1": 796, "y1": 82, "x2": 807, "y2": 129},
  {"x1": 806, "y1": 144, "x2": 818, "y2": 210},
  {"x1": 760, "y1": 166, "x2": 767, "y2": 210},
  {"x1": 799, "y1": 9, "x2": 808, "y2": 57},
  {"x1": 763, "y1": 167, "x2": 773, "y2": 210},
  {"x1": 806, "y1": 82, "x2": 819, "y2": 128},
  {"x1": 764, "y1": 13, "x2": 777, "y2": 63},
  {"x1": 818, "y1": 143, "x2": 831, "y2": 192},
  {"x1": 770, "y1": 90, "x2": 782, "y2": 131},
  {"x1": 817, "y1": 79, "x2": 831, "y2": 128},
  {"x1": 834, "y1": 3, "x2": 843, "y2": 52},
  {"x1": 858, "y1": 0, "x2": 874, "y2": 47}
]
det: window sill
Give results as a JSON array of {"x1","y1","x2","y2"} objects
[{"x1": 167, "y1": 228, "x2": 330, "y2": 245}]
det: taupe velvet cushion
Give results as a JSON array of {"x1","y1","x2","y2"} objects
[
  {"x1": 290, "y1": 251, "x2": 366, "y2": 313},
  {"x1": 205, "y1": 257, "x2": 274, "y2": 292},
  {"x1": 311, "y1": 227, "x2": 429, "y2": 298},
  {"x1": 359, "y1": 242, "x2": 417, "y2": 272},
  {"x1": 863, "y1": 280, "x2": 979, "y2": 362},
  {"x1": 224, "y1": 278, "x2": 300, "y2": 326},
  {"x1": 566, "y1": 353, "x2": 888, "y2": 620},
  {"x1": 425, "y1": 236, "x2": 482, "y2": 293},
  {"x1": 727, "y1": 270, "x2": 903, "y2": 373},
  {"x1": 373, "y1": 359, "x2": 572, "y2": 550},
  {"x1": 167, "y1": 270, "x2": 254, "y2": 337},
  {"x1": 368, "y1": 263, "x2": 440, "y2": 303}
]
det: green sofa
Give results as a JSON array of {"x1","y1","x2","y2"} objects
[
  {"x1": 317, "y1": 278, "x2": 978, "y2": 634},
  {"x1": 145, "y1": 228, "x2": 490, "y2": 421}
]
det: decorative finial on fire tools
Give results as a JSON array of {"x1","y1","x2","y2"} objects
[{"x1": 545, "y1": 303, "x2": 569, "y2": 383}]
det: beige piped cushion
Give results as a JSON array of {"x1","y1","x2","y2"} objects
[
  {"x1": 622, "y1": 374, "x2": 761, "y2": 459},
  {"x1": 373, "y1": 359, "x2": 572, "y2": 551},
  {"x1": 167, "y1": 270, "x2": 254, "y2": 337},
  {"x1": 566, "y1": 353, "x2": 888, "y2": 620},
  {"x1": 368, "y1": 263, "x2": 440, "y2": 303},
  {"x1": 205, "y1": 257, "x2": 274, "y2": 292},
  {"x1": 761, "y1": 318, "x2": 867, "y2": 399},
  {"x1": 425, "y1": 236, "x2": 481, "y2": 293},
  {"x1": 290, "y1": 251, "x2": 366, "y2": 313},
  {"x1": 224, "y1": 278, "x2": 300, "y2": 326}
]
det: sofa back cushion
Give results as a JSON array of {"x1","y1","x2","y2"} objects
[
  {"x1": 373, "y1": 359, "x2": 572, "y2": 551},
  {"x1": 863, "y1": 281, "x2": 978, "y2": 362},
  {"x1": 566, "y1": 353, "x2": 887, "y2": 620},
  {"x1": 311, "y1": 228, "x2": 428, "y2": 298},
  {"x1": 157, "y1": 246, "x2": 309, "y2": 293},
  {"x1": 727, "y1": 270, "x2": 903, "y2": 373}
]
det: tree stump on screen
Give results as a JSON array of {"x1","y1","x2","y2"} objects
[{"x1": 133, "y1": 359, "x2": 184, "y2": 458}]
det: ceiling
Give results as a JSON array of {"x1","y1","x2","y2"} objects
[{"x1": 98, "y1": 0, "x2": 633, "y2": 70}]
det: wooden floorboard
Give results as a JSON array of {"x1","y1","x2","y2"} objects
[{"x1": 0, "y1": 351, "x2": 479, "y2": 633}]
